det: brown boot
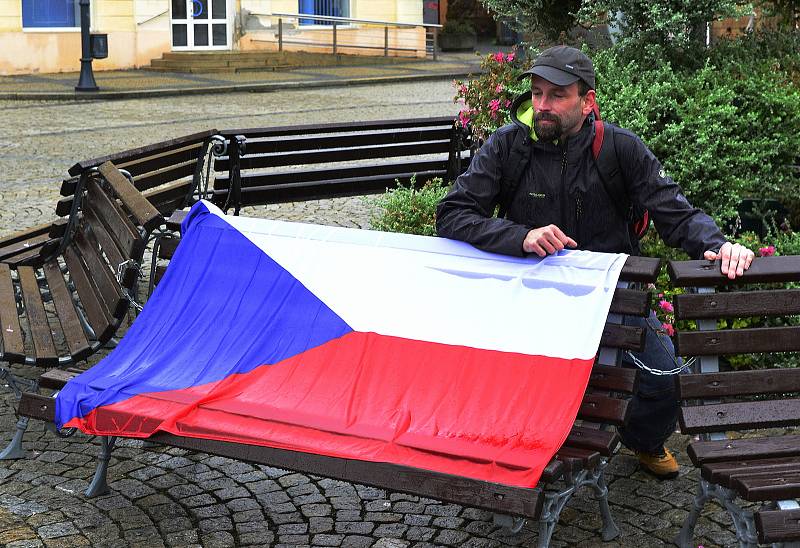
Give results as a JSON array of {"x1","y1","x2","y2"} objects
[{"x1": 636, "y1": 448, "x2": 679, "y2": 479}]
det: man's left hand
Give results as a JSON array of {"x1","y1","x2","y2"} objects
[{"x1": 703, "y1": 242, "x2": 755, "y2": 280}]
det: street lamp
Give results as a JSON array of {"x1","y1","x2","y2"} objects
[{"x1": 75, "y1": 0, "x2": 98, "y2": 92}]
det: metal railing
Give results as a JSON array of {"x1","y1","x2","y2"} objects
[{"x1": 249, "y1": 12, "x2": 442, "y2": 60}]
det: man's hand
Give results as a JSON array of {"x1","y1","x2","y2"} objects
[
  {"x1": 523, "y1": 225, "x2": 578, "y2": 257},
  {"x1": 703, "y1": 242, "x2": 755, "y2": 280}
]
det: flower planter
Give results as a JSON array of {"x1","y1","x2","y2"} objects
[{"x1": 439, "y1": 32, "x2": 477, "y2": 51}]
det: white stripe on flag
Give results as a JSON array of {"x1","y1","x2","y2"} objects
[{"x1": 202, "y1": 202, "x2": 627, "y2": 360}]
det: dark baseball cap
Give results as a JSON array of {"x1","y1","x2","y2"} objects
[{"x1": 521, "y1": 45, "x2": 596, "y2": 90}]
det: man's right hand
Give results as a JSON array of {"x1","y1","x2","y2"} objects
[{"x1": 522, "y1": 225, "x2": 578, "y2": 257}]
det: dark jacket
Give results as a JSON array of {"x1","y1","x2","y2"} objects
[{"x1": 436, "y1": 95, "x2": 727, "y2": 258}]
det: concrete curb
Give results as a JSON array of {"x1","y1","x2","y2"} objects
[{"x1": 0, "y1": 70, "x2": 477, "y2": 101}]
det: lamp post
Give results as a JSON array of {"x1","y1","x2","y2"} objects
[{"x1": 75, "y1": 0, "x2": 98, "y2": 91}]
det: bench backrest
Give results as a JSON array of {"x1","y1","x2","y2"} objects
[
  {"x1": 209, "y1": 117, "x2": 469, "y2": 212},
  {"x1": 57, "y1": 129, "x2": 220, "y2": 219},
  {"x1": 669, "y1": 257, "x2": 800, "y2": 437}
]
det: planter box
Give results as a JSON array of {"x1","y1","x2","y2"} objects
[{"x1": 439, "y1": 32, "x2": 477, "y2": 51}]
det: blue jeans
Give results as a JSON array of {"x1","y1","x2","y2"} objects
[{"x1": 617, "y1": 312, "x2": 684, "y2": 454}]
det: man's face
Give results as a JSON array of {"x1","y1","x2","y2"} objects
[{"x1": 531, "y1": 75, "x2": 594, "y2": 142}]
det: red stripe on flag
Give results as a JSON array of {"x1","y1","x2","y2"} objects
[{"x1": 66, "y1": 332, "x2": 594, "y2": 487}]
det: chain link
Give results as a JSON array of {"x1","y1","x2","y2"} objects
[
  {"x1": 622, "y1": 318, "x2": 695, "y2": 376},
  {"x1": 116, "y1": 259, "x2": 144, "y2": 312}
]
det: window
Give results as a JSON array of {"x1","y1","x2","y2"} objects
[
  {"x1": 298, "y1": 0, "x2": 350, "y2": 25},
  {"x1": 22, "y1": 0, "x2": 79, "y2": 28}
]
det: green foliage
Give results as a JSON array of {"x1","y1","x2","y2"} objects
[
  {"x1": 453, "y1": 50, "x2": 531, "y2": 141},
  {"x1": 576, "y1": 0, "x2": 744, "y2": 66},
  {"x1": 592, "y1": 41, "x2": 800, "y2": 227},
  {"x1": 478, "y1": 0, "x2": 581, "y2": 42},
  {"x1": 441, "y1": 19, "x2": 476, "y2": 35},
  {"x1": 370, "y1": 176, "x2": 449, "y2": 236}
]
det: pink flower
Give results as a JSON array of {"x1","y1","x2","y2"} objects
[
  {"x1": 458, "y1": 110, "x2": 470, "y2": 126},
  {"x1": 504, "y1": 99, "x2": 511, "y2": 107},
  {"x1": 658, "y1": 299, "x2": 674, "y2": 313},
  {"x1": 506, "y1": 52, "x2": 515, "y2": 62},
  {"x1": 495, "y1": 84, "x2": 504, "y2": 93},
  {"x1": 759, "y1": 245, "x2": 776, "y2": 257},
  {"x1": 458, "y1": 84, "x2": 468, "y2": 94},
  {"x1": 493, "y1": 52, "x2": 506, "y2": 64},
  {"x1": 662, "y1": 323, "x2": 675, "y2": 336},
  {"x1": 488, "y1": 99, "x2": 501, "y2": 111}
]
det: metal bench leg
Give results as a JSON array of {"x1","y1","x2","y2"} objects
[
  {"x1": 588, "y1": 461, "x2": 619, "y2": 541},
  {"x1": 0, "y1": 415, "x2": 29, "y2": 460},
  {"x1": 86, "y1": 436, "x2": 116, "y2": 497},
  {"x1": 675, "y1": 480, "x2": 712, "y2": 547}
]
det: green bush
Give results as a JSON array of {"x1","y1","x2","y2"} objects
[
  {"x1": 370, "y1": 176, "x2": 449, "y2": 236},
  {"x1": 592, "y1": 39, "x2": 800, "y2": 226}
]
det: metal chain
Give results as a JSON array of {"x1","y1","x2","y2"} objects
[
  {"x1": 623, "y1": 319, "x2": 695, "y2": 376},
  {"x1": 116, "y1": 259, "x2": 144, "y2": 312}
]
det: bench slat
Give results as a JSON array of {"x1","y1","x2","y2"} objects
[
  {"x1": 0, "y1": 233, "x2": 50, "y2": 263},
  {"x1": 538, "y1": 459, "x2": 567, "y2": 483},
  {"x1": 242, "y1": 127, "x2": 453, "y2": 155},
  {"x1": 68, "y1": 129, "x2": 217, "y2": 177},
  {"x1": 577, "y1": 393, "x2": 628, "y2": 426},
  {"x1": 555, "y1": 446, "x2": 602, "y2": 472},
  {"x1": 157, "y1": 237, "x2": 180, "y2": 261},
  {"x1": 756, "y1": 509, "x2": 800, "y2": 543},
  {"x1": 702, "y1": 456, "x2": 800, "y2": 486},
  {"x1": 84, "y1": 207, "x2": 125, "y2": 274},
  {"x1": 38, "y1": 368, "x2": 81, "y2": 390},
  {"x1": 63, "y1": 245, "x2": 113, "y2": 341},
  {"x1": 220, "y1": 117, "x2": 454, "y2": 139},
  {"x1": 214, "y1": 159, "x2": 449, "y2": 191},
  {"x1": 600, "y1": 324, "x2": 644, "y2": 351},
  {"x1": 688, "y1": 435, "x2": 800, "y2": 466},
  {"x1": 225, "y1": 170, "x2": 447, "y2": 207},
  {"x1": 72, "y1": 229, "x2": 126, "y2": 320},
  {"x1": 680, "y1": 399, "x2": 800, "y2": 433},
  {"x1": 150, "y1": 432, "x2": 544, "y2": 519},
  {"x1": 677, "y1": 369, "x2": 800, "y2": 399},
  {"x1": 42, "y1": 261, "x2": 91, "y2": 362},
  {"x1": 588, "y1": 365, "x2": 637, "y2": 393},
  {"x1": 18, "y1": 265, "x2": 58, "y2": 366},
  {"x1": 731, "y1": 470, "x2": 800, "y2": 501},
  {"x1": 609, "y1": 288, "x2": 650, "y2": 317},
  {"x1": 675, "y1": 326, "x2": 800, "y2": 355},
  {"x1": 143, "y1": 180, "x2": 192, "y2": 215},
  {"x1": 222, "y1": 141, "x2": 450, "y2": 172},
  {"x1": 674, "y1": 289, "x2": 800, "y2": 319},
  {"x1": 669, "y1": 257, "x2": 800, "y2": 286},
  {"x1": 132, "y1": 161, "x2": 195, "y2": 193},
  {"x1": 87, "y1": 178, "x2": 143, "y2": 260},
  {"x1": 98, "y1": 162, "x2": 163, "y2": 232},
  {"x1": 0, "y1": 263, "x2": 25, "y2": 361},
  {"x1": 563, "y1": 426, "x2": 618, "y2": 457}
]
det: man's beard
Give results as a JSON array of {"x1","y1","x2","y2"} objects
[
  {"x1": 533, "y1": 113, "x2": 563, "y2": 141},
  {"x1": 533, "y1": 109, "x2": 583, "y2": 141}
]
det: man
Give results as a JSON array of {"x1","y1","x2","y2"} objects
[{"x1": 436, "y1": 45, "x2": 754, "y2": 479}]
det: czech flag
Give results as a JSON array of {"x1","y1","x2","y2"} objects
[{"x1": 56, "y1": 201, "x2": 626, "y2": 488}]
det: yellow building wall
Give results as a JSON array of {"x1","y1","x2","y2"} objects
[{"x1": 0, "y1": 0, "x2": 22, "y2": 31}]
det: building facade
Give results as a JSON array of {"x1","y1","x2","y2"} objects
[{"x1": 0, "y1": 0, "x2": 426, "y2": 75}]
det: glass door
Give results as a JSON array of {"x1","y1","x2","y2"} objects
[{"x1": 171, "y1": 0, "x2": 231, "y2": 50}]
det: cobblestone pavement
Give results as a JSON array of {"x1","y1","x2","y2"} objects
[{"x1": 0, "y1": 82, "x2": 742, "y2": 547}]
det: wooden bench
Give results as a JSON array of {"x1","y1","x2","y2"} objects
[
  {"x1": 19, "y1": 247, "x2": 659, "y2": 547},
  {"x1": 669, "y1": 256, "x2": 800, "y2": 547},
  {"x1": 0, "y1": 161, "x2": 162, "y2": 459},
  {"x1": 208, "y1": 117, "x2": 469, "y2": 214},
  {"x1": 0, "y1": 130, "x2": 220, "y2": 270}
]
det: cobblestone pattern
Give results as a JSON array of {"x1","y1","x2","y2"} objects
[{"x1": 0, "y1": 83, "x2": 743, "y2": 547}]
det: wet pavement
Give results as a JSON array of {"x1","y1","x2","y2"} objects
[{"x1": 0, "y1": 78, "x2": 744, "y2": 547}]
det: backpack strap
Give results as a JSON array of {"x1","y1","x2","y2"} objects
[{"x1": 497, "y1": 127, "x2": 531, "y2": 219}]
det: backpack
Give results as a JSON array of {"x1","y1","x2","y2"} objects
[{"x1": 497, "y1": 102, "x2": 650, "y2": 242}]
